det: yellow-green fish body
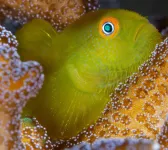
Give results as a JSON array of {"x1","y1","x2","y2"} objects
[{"x1": 16, "y1": 9, "x2": 161, "y2": 139}]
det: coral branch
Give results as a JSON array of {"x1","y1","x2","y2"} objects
[
  {"x1": 157, "y1": 115, "x2": 168, "y2": 149},
  {"x1": 0, "y1": 0, "x2": 99, "y2": 32},
  {"x1": 0, "y1": 25, "x2": 44, "y2": 149},
  {"x1": 66, "y1": 138, "x2": 159, "y2": 150},
  {"x1": 21, "y1": 117, "x2": 53, "y2": 149}
]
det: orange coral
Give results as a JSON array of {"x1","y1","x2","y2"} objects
[
  {"x1": 0, "y1": 0, "x2": 99, "y2": 31},
  {"x1": 21, "y1": 117, "x2": 53, "y2": 149},
  {"x1": 0, "y1": 25, "x2": 44, "y2": 149},
  {"x1": 53, "y1": 37, "x2": 168, "y2": 149}
]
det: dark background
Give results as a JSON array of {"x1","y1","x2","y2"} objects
[
  {"x1": 99, "y1": 0, "x2": 168, "y2": 16},
  {"x1": 99, "y1": 0, "x2": 168, "y2": 32},
  {"x1": 2, "y1": 0, "x2": 168, "y2": 33}
]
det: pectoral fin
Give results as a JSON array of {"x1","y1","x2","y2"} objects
[{"x1": 16, "y1": 19, "x2": 58, "y2": 71}]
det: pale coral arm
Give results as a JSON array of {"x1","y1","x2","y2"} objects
[
  {"x1": 66, "y1": 138, "x2": 160, "y2": 150},
  {"x1": 0, "y1": 26, "x2": 44, "y2": 149}
]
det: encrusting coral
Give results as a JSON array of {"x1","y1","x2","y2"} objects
[
  {"x1": 0, "y1": 25, "x2": 44, "y2": 149},
  {"x1": 157, "y1": 115, "x2": 168, "y2": 149},
  {"x1": 21, "y1": 117, "x2": 53, "y2": 149},
  {"x1": 20, "y1": 117, "x2": 160, "y2": 150},
  {"x1": 0, "y1": 0, "x2": 99, "y2": 32},
  {"x1": 66, "y1": 138, "x2": 160, "y2": 150}
]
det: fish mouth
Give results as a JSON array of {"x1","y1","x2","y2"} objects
[{"x1": 134, "y1": 24, "x2": 146, "y2": 41}]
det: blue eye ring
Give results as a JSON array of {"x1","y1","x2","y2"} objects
[{"x1": 102, "y1": 22, "x2": 114, "y2": 35}]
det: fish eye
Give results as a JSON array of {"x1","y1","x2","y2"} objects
[
  {"x1": 102, "y1": 22, "x2": 114, "y2": 35},
  {"x1": 99, "y1": 17, "x2": 119, "y2": 38}
]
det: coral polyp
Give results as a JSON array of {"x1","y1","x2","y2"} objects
[
  {"x1": 0, "y1": 0, "x2": 99, "y2": 31},
  {"x1": 0, "y1": 25, "x2": 44, "y2": 149},
  {"x1": 21, "y1": 117, "x2": 53, "y2": 149},
  {"x1": 16, "y1": 9, "x2": 161, "y2": 140},
  {"x1": 67, "y1": 138, "x2": 159, "y2": 150}
]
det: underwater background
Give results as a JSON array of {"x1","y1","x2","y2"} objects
[{"x1": 100, "y1": 0, "x2": 168, "y2": 35}]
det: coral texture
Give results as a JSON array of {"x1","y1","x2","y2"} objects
[
  {"x1": 66, "y1": 138, "x2": 159, "y2": 150},
  {"x1": 21, "y1": 117, "x2": 53, "y2": 149},
  {"x1": 0, "y1": 25, "x2": 44, "y2": 149},
  {"x1": 0, "y1": 0, "x2": 99, "y2": 31}
]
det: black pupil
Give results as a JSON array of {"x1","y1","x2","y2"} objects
[{"x1": 104, "y1": 23, "x2": 112, "y2": 32}]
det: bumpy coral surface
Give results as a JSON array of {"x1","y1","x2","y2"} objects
[
  {"x1": 66, "y1": 138, "x2": 160, "y2": 150},
  {"x1": 0, "y1": 25, "x2": 44, "y2": 149},
  {"x1": 157, "y1": 115, "x2": 168, "y2": 149},
  {"x1": 0, "y1": 0, "x2": 99, "y2": 31},
  {"x1": 21, "y1": 117, "x2": 53, "y2": 149},
  {"x1": 53, "y1": 37, "x2": 168, "y2": 149}
]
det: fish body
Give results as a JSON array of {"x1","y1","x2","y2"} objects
[{"x1": 16, "y1": 9, "x2": 161, "y2": 139}]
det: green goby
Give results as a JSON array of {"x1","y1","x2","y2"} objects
[{"x1": 16, "y1": 9, "x2": 161, "y2": 139}]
